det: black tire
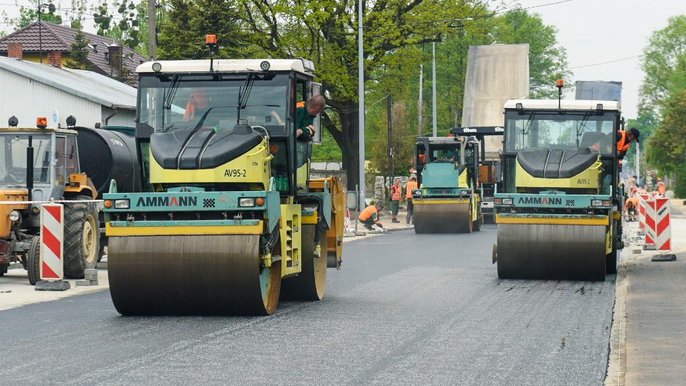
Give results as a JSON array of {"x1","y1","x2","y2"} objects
[
  {"x1": 606, "y1": 249, "x2": 617, "y2": 274},
  {"x1": 63, "y1": 197, "x2": 100, "y2": 279},
  {"x1": 281, "y1": 224, "x2": 327, "y2": 301},
  {"x1": 27, "y1": 236, "x2": 41, "y2": 285},
  {"x1": 473, "y1": 210, "x2": 482, "y2": 232}
]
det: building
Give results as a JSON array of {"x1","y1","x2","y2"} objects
[
  {"x1": 0, "y1": 21, "x2": 147, "y2": 86},
  {"x1": 0, "y1": 55, "x2": 136, "y2": 129}
]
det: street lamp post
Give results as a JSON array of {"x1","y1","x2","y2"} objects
[{"x1": 358, "y1": 0, "x2": 366, "y2": 210}]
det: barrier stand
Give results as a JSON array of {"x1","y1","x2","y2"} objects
[
  {"x1": 638, "y1": 193, "x2": 650, "y2": 233},
  {"x1": 650, "y1": 198, "x2": 677, "y2": 261},
  {"x1": 35, "y1": 203, "x2": 70, "y2": 291}
]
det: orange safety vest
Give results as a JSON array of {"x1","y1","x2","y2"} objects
[
  {"x1": 391, "y1": 184, "x2": 402, "y2": 201},
  {"x1": 358, "y1": 205, "x2": 378, "y2": 221},
  {"x1": 405, "y1": 180, "x2": 418, "y2": 199},
  {"x1": 617, "y1": 130, "x2": 631, "y2": 153}
]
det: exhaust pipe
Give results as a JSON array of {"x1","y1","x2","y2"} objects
[{"x1": 26, "y1": 135, "x2": 34, "y2": 202}]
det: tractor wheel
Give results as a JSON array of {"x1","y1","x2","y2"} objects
[
  {"x1": 63, "y1": 197, "x2": 100, "y2": 279},
  {"x1": 27, "y1": 237, "x2": 41, "y2": 285}
]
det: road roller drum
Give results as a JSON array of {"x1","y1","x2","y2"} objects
[
  {"x1": 496, "y1": 224, "x2": 607, "y2": 281},
  {"x1": 413, "y1": 201, "x2": 472, "y2": 233},
  {"x1": 108, "y1": 235, "x2": 281, "y2": 315}
]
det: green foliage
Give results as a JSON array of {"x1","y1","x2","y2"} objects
[
  {"x1": 646, "y1": 89, "x2": 686, "y2": 178},
  {"x1": 624, "y1": 108, "x2": 659, "y2": 172},
  {"x1": 158, "y1": 0, "x2": 246, "y2": 59},
  {"x1": 640, "y1": 15, "x2": 686, "y2": 112},
  {"x1": 11, "y1": 0, "x2": 62, "y2": 30},
  {"x1": 66, "y1": 27, "x2": 91, "y2": 69},
  {"x1": 93, "y1": 0, "x2": 145, "y2": 51}
]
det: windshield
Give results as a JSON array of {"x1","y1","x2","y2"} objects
[
  {"x1": 427, "y1": 143, "x2": 462, "y2": 163},
  {"x1": 0, "y1": 134, "x2": 52, "y2": 187},
  {"x1": 504, "y1": 111, "x2": 617, "y2": 156},
  {"x1": 138, "y1": 73, "x2": 290, "y2": 134}
]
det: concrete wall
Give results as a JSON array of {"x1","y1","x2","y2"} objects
[{"x1": 461, "y1": 44, "x2": 530, "y2": 159}]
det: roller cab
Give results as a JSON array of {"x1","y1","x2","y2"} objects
[
  {"x1": 104, "y1": 56, "x2": 343, "y2": 315},
  {"x1": 493, "y1": 98, "x2": 625, "y2": 281},
  {"x1": 412, "y1": 136, "x2": 482, "y2": 233}
]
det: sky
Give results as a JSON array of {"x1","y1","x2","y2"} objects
[{"x1": 515, "y1": 0, "x2": 686, "y2": 119}]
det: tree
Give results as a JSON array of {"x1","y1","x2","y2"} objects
[
  {"x1": 157, "y1": 0, "x2": 247, "y2": 59},
  {"x1": 66, "y1": 27, "x2": 91, "y2": 69},
  {"x1": 9, "y1": 0, "x2": 62, "y2": 30},
  {"x1": 639, "y1": 15, "x2": 686, "y2": 113},
  {"x1": 238, "y1": 0, "x2": 493, "y2": 189},
  {"x1": 93, "y1": 0, "x2": 146, "y2": 52},
  {"x1": 646, "y1": 89, "x2": 686, "y2": 196}
]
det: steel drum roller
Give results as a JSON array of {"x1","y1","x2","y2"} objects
[
  {"x1": 413, "y1": 201, "x2": 471, "y2": 233},
  {"x1": 496, "y1": 223, "x2": 606, "y2": 281},
  {"x1": 108, "y1": 235, "x2": 281, "y2": 315}
]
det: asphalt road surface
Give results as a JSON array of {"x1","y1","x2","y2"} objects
[{"x1": 2, "y1": 225, "x2": 615, "y2": 385}]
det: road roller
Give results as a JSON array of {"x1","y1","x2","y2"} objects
[
  {"x1": 103, "y1": 55, "x2": 344, "y2": 315},
  {"x1": 493, "y1": 97, "x2": 625, "y2": 281},
  {"x1": 412, "y1": 136, "x2": 482, "y2": 233}
]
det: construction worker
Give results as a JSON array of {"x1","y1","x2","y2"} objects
[
  {"x1": 405, "y1": 175, "x2": 418, "y2": 224},
  {"x1": 390, "y1": 178, "x2": 402, "y2": 223},
  {"x1": 295, "y1": 95, "x2": 326, "y2": 141},
  {"x1": 624, "y1": 195, "x2": 640, "y2": 221},
  {"x1": 617, "y1": 127, "x2": 640, "y2": 160},
  {"x1": 656, "y1": 180, "x2": 666, "y2": 197},
  {"x1": 359, "y1": 201, "x2": 384, "y2": 231}
]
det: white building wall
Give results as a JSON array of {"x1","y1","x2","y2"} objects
[
  {"x1": 1, "y1": 69, "x2": 102, "y2": 128},
  {"x1": 101, "y1": 106, "x2": 136, "y2": 127}
]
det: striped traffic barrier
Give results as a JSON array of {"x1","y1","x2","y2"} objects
[
  {"x1": 35, "y1": 203, "x2": 70, "y2": 291},
  {"x1": 653, "y1": 198, "x2": 671, "y2": 251},
  {"x1": 638, "y1": 193, "x2": 650, "y2": 232}
]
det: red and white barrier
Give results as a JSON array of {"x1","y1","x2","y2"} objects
[
  {"x1": 638, "y1": 193, "x2": 650, "y2": 231},
  {"x1": 40, "y1": 203, "x2": 64, "y2": 280},
  {"x1": 643, "y1": 198, "x2": 671, "y2": 251}
]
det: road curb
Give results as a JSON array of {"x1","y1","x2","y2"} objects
[{"x1": 605, "y1": 260, "x2": 628, "y2": 386}]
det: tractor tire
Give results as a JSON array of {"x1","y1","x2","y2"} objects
[
  {"x1": 27, "y1": 236, "x2": 41, "y2": 285},
  {"x1": 63, "y1": 197, "x2": 100, "y2": 279}
]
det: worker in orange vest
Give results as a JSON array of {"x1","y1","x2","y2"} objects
[
  {"x1": 405, "y1": 175, "x2": 418, "y2": 224},
  {"x1": 390, "y1": 178, "x2": 402, "y2": 223},
  {"x1": 616, "y1": 127, "x2": 640, "y2": 160},
  {"x1": 358, "y1": 201, "x2": 384, "y2": 230}
]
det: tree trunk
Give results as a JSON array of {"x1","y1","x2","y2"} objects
[{"x1": 323, "y1": 102, "x2": 360, "y2": 191}]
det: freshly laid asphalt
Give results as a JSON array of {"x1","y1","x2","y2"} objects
[{"x1": 0, "y1": 224, "x2": 616, "y2": 385}]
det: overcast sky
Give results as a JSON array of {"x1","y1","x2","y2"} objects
[{"x1": 516, "y1": 0, "x2": 686, "y2": 119}]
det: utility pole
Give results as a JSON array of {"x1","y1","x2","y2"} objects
[
  {"x1": 148, "y1": 0, "x2": 157, "y2": 59},
  {"x1": 357, "y1": 0, "x2": 366, "y2": 210},
  {"x1": 38, "y1": 0, "x2": 43, "y2": 64},
  {"x1": 432, "y1": 42, "x2": 437, "y2": 137},
  {"x1": 387, "y1": 94, "x2": 393, "y2": 198},
  {"x1": 418, "y1": 64, "x2": 423, "y2": 137}
]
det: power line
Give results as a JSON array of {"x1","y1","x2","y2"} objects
[{"x1": 569, "y1": 55, "x2": 641, "y2": 69}]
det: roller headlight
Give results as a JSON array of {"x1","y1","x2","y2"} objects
[
  {"x1": 114, "y1": 199, "x2": 130, "y2": 209},
  {"x1": 9, "y1": 210, "x2": 21, "y2": 222},
  {"x1": 239, "y1": 198, "x2": 255, "y2": 207},
  {"x1": 502, "y1": 198, "x2": 514, "y2": 205}
]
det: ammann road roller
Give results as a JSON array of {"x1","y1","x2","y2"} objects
[
  {"x1": 493, "y1": 99, "x2": 624, "y2": 280},
  {"x1": 103, "y1": 56, "x2": 344, "y2": 315},
  {"x1": 412, "y1": 136, "x2": 482, "y2": 233}
]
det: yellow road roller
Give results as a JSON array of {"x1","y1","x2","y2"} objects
[
  {"x1": 412, "y1": 136, "x2": 482, "y2": 233},
  {"x1": 493, "y1": 98, "x2": 624, "y2": 281},
  {"x1": 103, "y1": 55, "x2": 344, "y2": 315}
]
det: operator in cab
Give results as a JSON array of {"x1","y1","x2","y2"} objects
[
  {"x1": 296, "y1": 95, "x2": 326, "y2": 141},
  {"x1": 617, "y1": 127, "x2": 640, "y2": 160}
]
